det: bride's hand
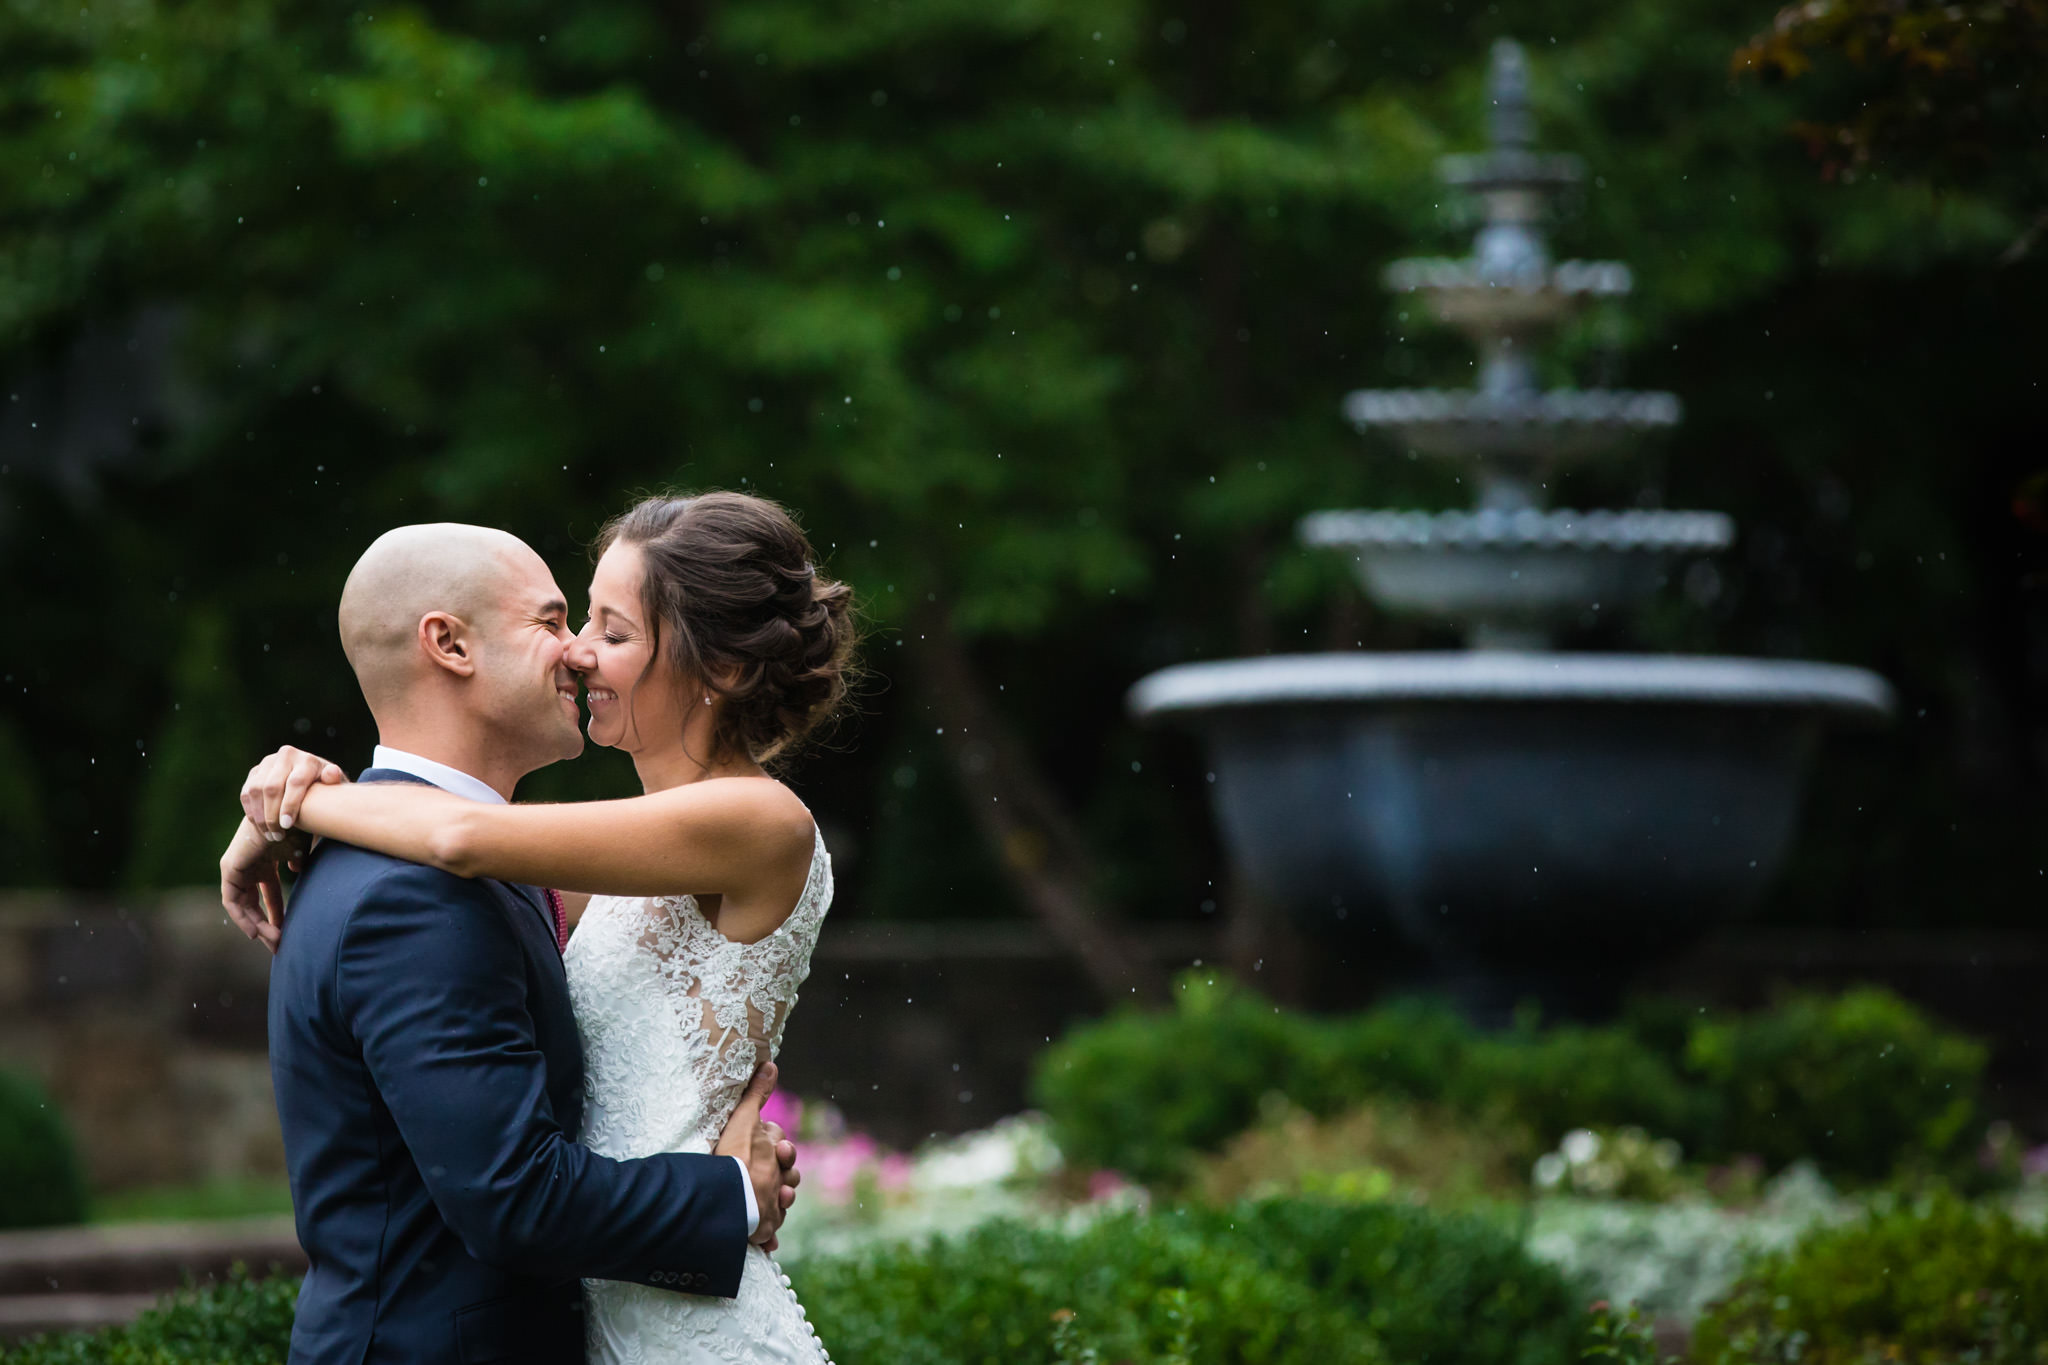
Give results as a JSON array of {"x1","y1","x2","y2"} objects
[
  {"x1": 241, "y1": 745, "x2": 348, "y2": 841},
  {"x1": 221, "y1": 817, "x2": 293, "y2": 953}
]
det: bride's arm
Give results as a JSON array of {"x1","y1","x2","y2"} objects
[{"x1": 265, "y1": 776, "x2": 813, "y2": 901}]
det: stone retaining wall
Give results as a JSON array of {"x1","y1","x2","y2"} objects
[
  {"x1": 0, "y1": 892, "x2": 1214, "y2": 1186},
  {"x1": 6, "y1": 889, "x2": 2048, "y2": 1192}
]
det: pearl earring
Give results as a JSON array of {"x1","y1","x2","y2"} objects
[{"x1": 704, "y1": 693, "x2": 713, "y2": 706}]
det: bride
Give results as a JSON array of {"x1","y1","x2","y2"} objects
[{"x1": 232, "y1": 491, "x2": 855, "y2": 1364}]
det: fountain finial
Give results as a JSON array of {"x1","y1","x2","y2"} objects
[
  {"x1": 1487, "y1": 39, "x2": 1533, "y2": 151},
  {"x1": 1325, "y1": 38, "x2": 1709, "y2": 648}
]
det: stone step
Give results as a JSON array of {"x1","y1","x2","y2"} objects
[{"x1": 0, "y1": 1216, "x2": 303, "y2": 1297}]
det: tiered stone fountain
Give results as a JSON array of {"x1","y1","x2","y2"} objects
[{"x1": 1131, "y1": 41, "x2": 1893, "y2": 1015}]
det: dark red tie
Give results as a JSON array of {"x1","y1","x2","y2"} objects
[{"x1": 543, "y1": 888, "x2": 568, "y2": 954}]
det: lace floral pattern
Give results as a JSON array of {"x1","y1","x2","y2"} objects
[{"x1": 566, "y1": 825, "x2": 833, "y2": 1365}]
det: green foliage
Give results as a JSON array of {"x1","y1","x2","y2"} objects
[
  {"x1": 1313, "y1": 995, "x2": 1477, "y2": 1108},
  {"x1": 1033, "y1": 969, "x2": 1313, "y2": 1185},
  {"x1": 89, "y1": 1177, "x2": 294, "y2": 1226},
  {"x1": 0, "y1": 1267, "x2": 296, "y2": 1364},
  {"x1": 0, "y1": 0, "x2": 2041, "y2": 936},
  {"x1": 1691, "y1": 1194, "x2": 2048, "y2": 1365},
  {"x1": 1453, "y1": 1025, "x2": 1712, "y2": 1163},
  {"x1": 1035, "y1": 981, "x2": 1987, "y2": 1188},
  {"x1": 0, "y1": 717, "x2": 53, "y2": 884},
  {"x1": 1585, "y1": 1302, "x2": 1673, "y2": 1365},
  {"x1": 1734, "y1": 0, "x2": 2048, "y2": 208},
  {"x1": 796, "y1": 1208, "x2": 1374, "y2": 1365},
  {"x1": 126, "y1": 607, "x2": 258, "y2": 888},
  {"x1": 1203, "y1": 1200, "x2": 1590, "y2": 1365},
  {"x1": 4, "y1": 1200, "x2": 1583, "y2": 1365},
  {"x1": 0, "y1": 1069, "x2": 86, "y2": 1230},
  {"x1": 792, "y1": 1198, "x2": 1587, "y2": 1365},
  {"x1": 1684, "y1": 988, "x2": 1986, "y2": 1181},
  {"x1": 1189, "y1": 1099, "x2": 1529, "y2": 1207}
]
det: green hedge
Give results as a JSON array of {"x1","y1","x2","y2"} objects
[
  {"x1": 4, "y1": 1201, "x2": 1586, "y2": 1365},
  {"x1": 1, "y1": 1268, "x2": 296, "y2": 1364},
  {"x1": 793, "y1": 1198, "x2": 1589, "y2": 1365},
  {"x1": 0, "y1": 1070, "x2": 86, "y2": 1230},
  {"x1": 1685, "y1": 988, "x2": 1985, "y2": 1182},
  {"x1": 1692, "y1": 1194, "x2": 2048, "y2": 1365},
  {"x1": 1031, "y1": 972, "x2": 1321, "y2": 1186},
  {"x1": 1033, "y1": 974, "x2": 1987, "y2": 1188}
]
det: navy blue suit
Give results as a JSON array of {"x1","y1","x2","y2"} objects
[{"x1": 268, "y1": 771, "x2": 747, "y2": 1365}]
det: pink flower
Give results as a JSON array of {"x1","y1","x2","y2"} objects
[
  {"x1": 877, "y1": 1153, "x2": 914, "y2": 1192},
  {"x1": 809, "y1": 1133, "x2": 880, "y2": 1204},
  {"x1": 762, "y1": 1091, "x2": 804, "y2": 1133},
  {"x1": 1087, "y1": 1169, "x2": 1129, "y2": 1202}
]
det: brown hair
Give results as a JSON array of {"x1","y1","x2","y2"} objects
[{"x1": 592, "y1": 491, "x2": 858, "y2": 765}]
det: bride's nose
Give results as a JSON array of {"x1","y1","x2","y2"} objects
[{"x1": 564, "y1": 626, "x2": 598, "y2": 672}]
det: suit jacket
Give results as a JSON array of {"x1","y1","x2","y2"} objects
[{"x1": 268, "y1": 770, "x2": 747, "y2": 1365}]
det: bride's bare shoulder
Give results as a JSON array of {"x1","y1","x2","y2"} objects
[{"x1": 690, "y1": 776, "x2": 814, "y2": 847}]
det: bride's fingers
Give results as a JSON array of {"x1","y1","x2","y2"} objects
[
  {"x1": 778, "y1": 1185, "x2": 796, "y2": 1211},
  {"x1": 241, "y1": 758, "x2": 280, "y2": 830},
  {"x1": 262, "y1": 749, "x2": 308, "y2": 835},
  {"x1": 279, "y1": 755, "x2": 326, "y2": 831}
]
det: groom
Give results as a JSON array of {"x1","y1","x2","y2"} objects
[{"x1": 220, "y1": 524, "x2": 796, "y2": 1365}]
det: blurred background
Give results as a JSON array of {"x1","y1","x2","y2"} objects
[{"x1": 0, "y1": 0, "x2": 2044, "y2": 1353}]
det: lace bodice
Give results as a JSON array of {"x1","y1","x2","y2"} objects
[
  {"x1": 565, "y1": 825, "x2": 836, "y2": 1364},
  {"x1": 566, "y1": 825, "x2": 832, "y2": 1162}
]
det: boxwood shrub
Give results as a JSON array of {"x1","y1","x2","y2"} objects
[
  {"x1": 1033, "y1": 979, "x2": 1987, "y2": 1189},
  {"x1": 1684, "y1": 988, "x2": 1985, "y2": 1180},
  {"x1": 1691, "y1": 1194, "x2": 2048, "y2": 1365},
  {"x1": 0, "y1": 1069, "x2": 87, "y2": 1230},
  {"x1": 1450, "y1": 1024, "x2": 1713, "y2": 1161},
  {"x1": 793, "y1": 1198, "x2": 1589, "y2": 1365},
  {"x1": 1, "y1": 1267, "x2": 297, "y2": 1364},
  {"x1": 1032, "y1": 971, "x2": 1316, "y2": 1185},
  {"x1": 7, "y1": 1200, "x2": 1584, "y2": 1365}
]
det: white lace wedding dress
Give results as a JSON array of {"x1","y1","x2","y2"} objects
[{"x1": 564, "y1": 825, "x2": 834, "y2": 1365}]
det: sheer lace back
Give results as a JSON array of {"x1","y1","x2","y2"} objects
[
  {"x1": 567, "y1": 824, "x2": 831, "y2": 1161},
  {"x1": 565, "y1": 823, "x2": 836, "y2": 1364}
]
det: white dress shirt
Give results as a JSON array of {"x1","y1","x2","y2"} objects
[{"x1": 367, "y1": 745, "x2": 761, "y2": 1236}]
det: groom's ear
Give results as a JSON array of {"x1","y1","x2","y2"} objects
[{"x1": 418, "y1": 611, "x2": 478, "y2": 677}]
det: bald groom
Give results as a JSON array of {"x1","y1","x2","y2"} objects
[{"x1": 236, "y1": 525, "x2": 782, "y2": 1365}]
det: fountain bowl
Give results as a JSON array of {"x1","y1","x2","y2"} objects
[
  {"x1": 1300, "y1": 508, "x2": 1733, "y2": 631},
  {"x1": 1343, "y1": 387, "x2": 1681, "y2": 460},
  {"x1": 1130, "y1": 652, "x2": 1893, "y2": 1006}
]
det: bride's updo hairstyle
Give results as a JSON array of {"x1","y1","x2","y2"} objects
[{"x1": 592, "y1": 492, "x2": 858, "y2": 764}]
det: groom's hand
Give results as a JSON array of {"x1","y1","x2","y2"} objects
[{"x1": 714, "y1": 1062, "x2": 801, "y2": 1249}]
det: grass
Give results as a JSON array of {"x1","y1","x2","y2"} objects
[{"x1": 88, "y1": 1177, "x2": 293, "y2": 1224}]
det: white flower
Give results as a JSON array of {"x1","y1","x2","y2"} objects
[
  {"x1": 1534, "y1": 1153, "x2": 1568, "y2": 1189},
  {"x1": 1561, "y1": 1128, "x2": 1603, "y2": 1166}
]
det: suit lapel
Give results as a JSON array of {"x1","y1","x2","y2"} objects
[
  {"x1": 500, "y1": 881, "x2": 562, "y2": 953},
  {"x1": 484, "y1": 879, "x2": 567, "y2": 976}
]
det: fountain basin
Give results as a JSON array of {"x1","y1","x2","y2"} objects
[
  {"x1": 1130, "y1": 653, "x2": 1893, "y2": 996},
  {"x1": 1300, "y1": 508, "x2": 1733, "y2": 631},
  {"x1": 1385, "y1": 259, "x2": 1632, "y2": 338},
  {"x1": 1344, "y1": 387, "x2": 1681, "y2": 460}
]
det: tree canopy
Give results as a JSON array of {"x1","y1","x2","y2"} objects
[{"x1": 0, "y1": 0, "x2": 2041, "y2": 951}]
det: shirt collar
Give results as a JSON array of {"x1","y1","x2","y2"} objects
[{"x1": 370, "y1": 746, "x2": 507, "y2": 806}]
